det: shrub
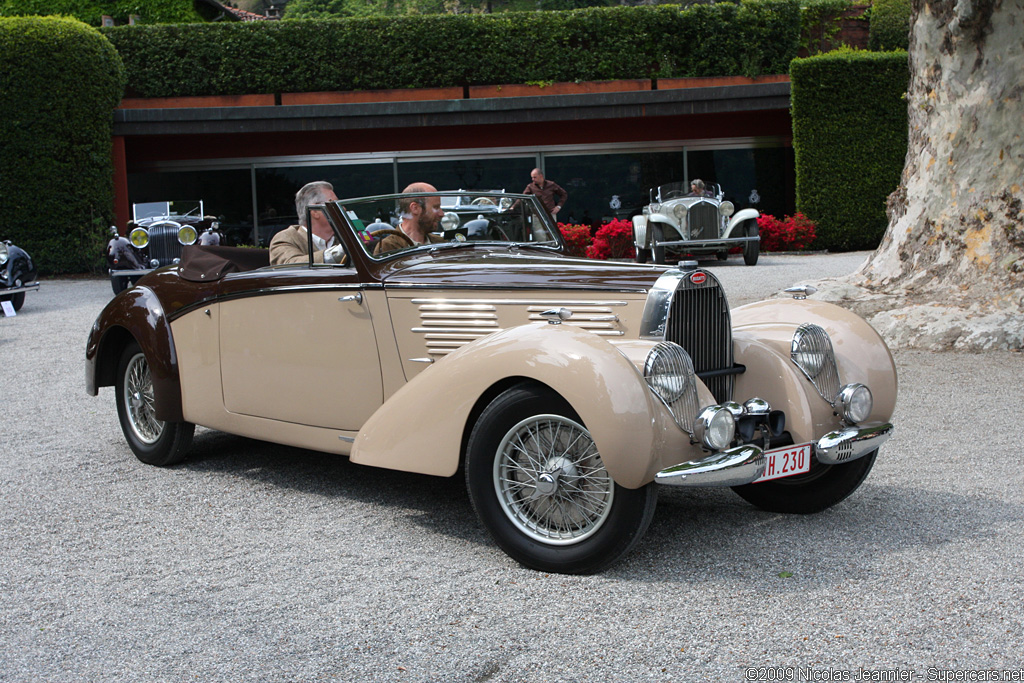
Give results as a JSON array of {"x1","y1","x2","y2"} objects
[
  {"x1": 791, "y1": 49, "x2": 908, "y2": 251},
  {"x1": 0, "y1": 0, "x2": 204, "y2": 25},
  {"x1": 0, "y1": 16, "x2": 125, "y2": 274},
  {"x1": 868, "y1": 0, "x2": 910, "y2": 51},
  {"x1": 559, "y1": 223, "x2": 593, "y2": 258},
  {"x1": 586, "y1": 219, "x2": 635, "y2": 260},
  {"x1": 757, "y1": 213, "x2": 818, "y2": 251}
]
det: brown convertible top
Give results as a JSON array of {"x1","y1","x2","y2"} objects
[{"x1": 178, "y1": 245, "x2": 269, "y2": 282}]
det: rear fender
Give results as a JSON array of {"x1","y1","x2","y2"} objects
[
  {"x1": 351, "y1": 323, "x2": 694, "y2": 488},
  {"x1": 85, "y1": 286, "x2": 184, "y2": 422}
]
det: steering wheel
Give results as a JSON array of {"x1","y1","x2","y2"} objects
[
  {"x1": 370, "y1": 228, "x2": 415, "y2": 255},
  {"x1": 664, "y1": 190, "x2": 687, "y2": 199},
  {"x1": 471, "y1": 197, "x2": 496, "y2": 206}
]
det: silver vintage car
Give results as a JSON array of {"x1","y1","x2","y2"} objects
[{"x1": 632, "y1": 181, "x2": 761, "y2": 265}]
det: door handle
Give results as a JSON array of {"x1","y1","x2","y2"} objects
[{"x1": 338, "y1": 292, "x2": 363, "y2": 304}]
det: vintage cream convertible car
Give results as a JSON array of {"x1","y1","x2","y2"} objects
[{"x1": 85, "y1": 190, "x2": 896, "y2": 574}]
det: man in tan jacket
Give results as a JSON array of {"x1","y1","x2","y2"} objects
[{"x1": 270, "y1": 181, "x2": 346, "y2": 265}]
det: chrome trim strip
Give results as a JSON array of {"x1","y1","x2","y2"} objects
[
  {"x1": 338, "y1": 436, "x2": 355, "y2": 443},
  {"x1": 394, "y1": 283, "x2": 648, "y2": 293},
  {"x1": 815, "y1": 422, "x2": 893, "y2": 465},
  {"x1": 411, "y1": 297, "x2": 630, "y2": 306},
  {"x1": 654, "y1": 445, "x2": 765, "y2": 487}
]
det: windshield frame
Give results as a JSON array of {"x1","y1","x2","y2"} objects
[{"x1": 332, "y1": 190, "x2": 566, "y2": 262}]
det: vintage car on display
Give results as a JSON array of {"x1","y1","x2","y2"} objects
[
  {"x1": 1, "y1": 239, "x2": 39, "y2": 313},
  {"x1": 108, "y1": 200, "x2": 220, "y2": 294},
  {"x1": 85, "y1": 190, "x2": 896, "y2": 574},
  {"x1": 438, "y1": 190, "x2": 515, "y2": 240},
  {"x1": 632, "y1": 181, "x2": 762, "y2": 266}
]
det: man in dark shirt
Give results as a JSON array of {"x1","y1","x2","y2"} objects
[{"x1": 523, "y1": 168, "x2": 568, "y2": 220}]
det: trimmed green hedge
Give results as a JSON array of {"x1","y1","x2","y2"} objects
[
  {"x1": 791, "y1": 49, "x2": 908, "y2": 252},
  {"x1": 868, "y1": 0, "x2": 910, "y2": 51},
  {"x1": 0, "y1": 0, "x2": 203, "y2": 25},
  {"x1": 101, "y1": 2, "x2": 801, "y2": 98},
  {"x1": 0, "y1": 16, "x2": 125, "y2": 274}
]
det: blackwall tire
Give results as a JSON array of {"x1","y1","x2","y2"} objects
[
  {"x1": 115, "y1": 342, "x2": 194, "y2": 466},
  {"x1": 465, "y1": 384, "x2": 657, "y2": 574},
  {"x1": 743, "y1": 221, "x2": 760, "y2": 266},
  {"x1": 731, "y1": 450, "x2": 878, "y2": 514},
  {"x1": 651, "y1": 224, "x2": 666, "y2": 265}
]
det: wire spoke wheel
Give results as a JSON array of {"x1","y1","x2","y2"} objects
[
  {"x1": 122, "y1": 351, "x2": 164, "y2": 444},
  {"x1": 494, "y1": 415, "x2": 614, "y2": 545}
]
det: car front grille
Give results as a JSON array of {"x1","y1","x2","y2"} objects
[
  {"x1": 687, "y1": 202, "x2": 720, "y2": 241},
  {"x1": 148, "y1": 222, "x2": 184, "y2": 266},
  {"x1": 665, "y1": 271, "x2": 733, "y2": 403}
]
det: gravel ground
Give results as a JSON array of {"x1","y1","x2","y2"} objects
[{"x1": 1, "y1": 255, "x2": 1021, "y2": 682}]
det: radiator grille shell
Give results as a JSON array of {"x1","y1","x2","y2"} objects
[{"x1": 664, "y1": 269, "x2": 734, "y2": 403}]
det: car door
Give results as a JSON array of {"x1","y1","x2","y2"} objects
[{"x1": 218, "y1": 267, "x2": 383, "y2": 432}]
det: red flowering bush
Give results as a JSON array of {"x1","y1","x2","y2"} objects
[
  {"x1": 558, "y1": 223, "x2": 593, "y2": 258},
  {"x1": 586, "y1": 219, "x2": 636, "y2": 260},
  {"x1": 756, "y1": 212, "x2": 818, "y2": 251}
]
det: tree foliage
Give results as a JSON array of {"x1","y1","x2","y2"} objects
[{"x1": 0, "y1": 0, "x2": 203, "y2": 24}]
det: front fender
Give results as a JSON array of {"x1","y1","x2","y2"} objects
[
  {"x1": 85, "y1": 285, "x2": 184, "y2": 422},
  {"x1": 731, "y1": 298, "x2": 898, "y2": 440},
  {"x1": 351, "y1": 324, "x2": 693, "y2": 488},
  {"x1": 725, "y1": 208, "x2": 760, "y2": 238}
]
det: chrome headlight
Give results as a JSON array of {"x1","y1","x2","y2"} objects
[
  {"x1": 837, "y1": 383, "x2": 873, "y2": 424},
  {"x1": 673, "y1": 204, "x2": 687, "y2": 221},
  {"x1": 177, "y1": 225, "x2": 198, "y2": 245},
  {"x1": 0, "y1": 242, "x2": 8, "y2": 265},
  {"x1": 644, "y1": 342, "x2": 691, "y2": 402},
  {"x1": 129, "y1": 227, "x2": 149, "y2": 248},
  {"x1": 499, "y1": 197, "x2": 513, "y2": 210},
  {"x1": 719, "y1": 201, "x2": 735, "y2": 217},
  {"x1": 694, "y1": 405, "x2": 735, "y2": 450},
  {"x1": 441, "y1": 213, "x2": 461, "y2": 230},
  {"x1": 644, "y1": 341, "x2": 699, "y2": 432},
  {"x1": 791, "y1": 324, "x2": 830, "y2": 378}
]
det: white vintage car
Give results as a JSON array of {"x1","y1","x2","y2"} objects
[
  {"x1": 632, "y1": 181, "x2": 761, "y2": 265},
  {"x1": 86, "y1": 190, "x2": 895, "y2": 574}
]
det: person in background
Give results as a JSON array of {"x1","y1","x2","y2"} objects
[
  {"x1": 522, "y1": 168, "x2": 567, "y2": 220},
  {"x1": 269, "y1": 181, "x2": 346, "y2": 265},
  {"x1": 687, "y1": 179, "x2": 713, "y2": 197}
]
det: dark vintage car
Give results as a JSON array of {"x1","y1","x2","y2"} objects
[
  {"x1": 632, "y1": 182, "x2": 761, "y2": 265},
  {"x1": 86, "y1": 190, "x2": 896, "y2": 573},
  {"x1": 108, "y1": 200, "x2": 220, "y2": 294},
  {"x1": 1, "y1": 239, "x2": 39, "y2": 314}
]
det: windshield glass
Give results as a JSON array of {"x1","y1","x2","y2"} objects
[
  {"x1": 336, "y1": 191, "x2": 563, "y2": 260},
  {"x1": 133, "y1": 200, "x2": 203, "y2": 221}
]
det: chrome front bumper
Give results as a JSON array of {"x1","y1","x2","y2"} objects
[
  {"x1": 2, "y1": 281, "x2": 39, "y2": 296},
  {"x1": 654, "y1": 422, "x2": 893, "y2": 487}
]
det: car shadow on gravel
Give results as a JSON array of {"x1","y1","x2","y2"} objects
[
  {"x1": 177, "y1": 429, "x2": 1023, "y2": 580},
  {"x1": 616, "y1": 484, "x2": 1024, "y2": 583},
  {"x1": 181, "y1": 428, "x2": 485, "y2": 545}
]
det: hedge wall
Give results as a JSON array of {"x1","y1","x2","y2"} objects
[
  {"x1": 0, "y1": 16, "x2": 125, "y2": 274},
  {"x1": 0, "y1": 0, "x2": 203, "y2": 25},
  {"x1": 791, "y1": 49, "x2": 908, "y2": 252},
  {"x1": 868, "y1": 0, "x2": 910, "y2": 51},
  {"x1": 101, "y1": 2, "x2": 801, "y2": 98}
]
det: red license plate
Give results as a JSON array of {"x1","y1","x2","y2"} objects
[{"x1": 755, "y1": 443, "x2": 812, "y2": 483}]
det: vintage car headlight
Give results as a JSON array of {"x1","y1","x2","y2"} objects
[
  {"x1": 719, "y1": 201, "x2": 735, "y2": 217},
  {"x1": 694, "y1": 405, "x2": 735, "y2": 450},
  {"x1": 129, "y1": 227, "x2": 149, "y2": 249},
  {"x1": 441, "y1": 213, "x2": 461, "y2": 230},
  {"x1": 177, "y1": 225, "x2": 198, "y2": 245},
  {"x1": 791, "y1": 324, "x2": 831, "y2": 378},
  {"x1": 644, "y1": 342, "x2": 691, "y2": 402},
  {"x1": 499, "y1": 197, "x2": 513, "y2": 210},
  {"x1": 0, "y1": 242, "x2": 8, "y2": 265},
  {"x1": 673, "y1": 204, "x2": 687, "y2": 221},
  {"x1": 837, "y1": 383, "x2": 873, "y2": 424}
]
